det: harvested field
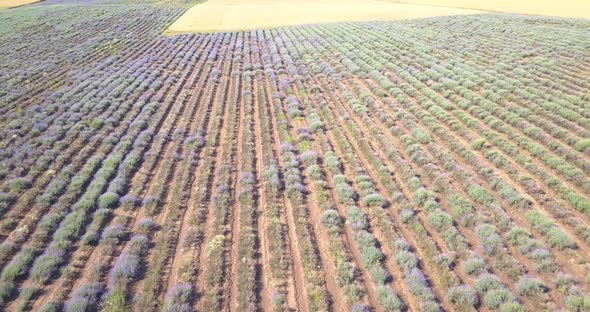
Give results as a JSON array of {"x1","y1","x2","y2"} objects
[
  {"x1": 0, "y1": 0, "x2": 39, "y2": 8},
  {"x1": 166, "y1": 0, "x2": 483, "y2": 33},
  {"x1": 398, "y1": 0, "x2": 590, "y2": 19},
  {"x1": 1, "y1": 1, "x2": 590, "y2": 312}
]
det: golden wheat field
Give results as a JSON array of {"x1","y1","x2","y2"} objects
[
  {"x1": 0, "y1": 0, "x2": 39, "y2": 8},
  {"x1": 166, "y1": 0, "x2": 484, "y2": 33},
  {"x1": 398, "y1": 0, "x2": 590, "y2": 19}
]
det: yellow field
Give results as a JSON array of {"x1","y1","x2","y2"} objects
[
  {"x1": 166, "y1": 0, "x2": 483, "y2": 33},
  {"x1": 398, "y1": 0, "x2": 590, "y2": 19},
  {"x1": 0, "y1": 0, "x2": 39, "y2": 8}
]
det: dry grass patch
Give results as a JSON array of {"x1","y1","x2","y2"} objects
[
  {"x1": 0, "y1": 0, "x2": 39, "y2": 8},
  {"x1": 397, "y1": 0, "x2": 590, "y2": 19},
  {"x1": 166, "y1": 0, "x2": 483, "y2": 33}
]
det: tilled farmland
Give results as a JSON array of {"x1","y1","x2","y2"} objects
[{"x1": 0, "y1": 2, "x2": 590, "y2": 311}]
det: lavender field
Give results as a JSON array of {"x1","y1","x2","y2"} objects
[{"x1": 0, "y1": 1, "x2": 590, "y2": 311}]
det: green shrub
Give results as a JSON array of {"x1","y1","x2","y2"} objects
[
  {"x1": 271, "y1": 291, "x2": 286, "y2": 307},
  {"x1": 475, "y1": 274, "x2": 501, "y2": 293},
  {"x1": 499, "y1": 302, "x2": 526, "y2": 312},
  {"x1": 376, "y1": 286, "x2": 404, "y2": 311},
  {"x1": 575, "y1": 139, "x2": 590, "y2": 152},
  {"x1": 0, "y1": 243, "x2": 15, "y2": 262},
  {"x1": 19, "y1": 286, "x2": 39, "y2": 301},
  {"x1": 357, "y1": 181, "x2": 374, "y2": 195},
  {"x1": 333, "y1": 175, "x2": 347, "y2": 185},
  {"x1": 354, "y1": 231, "x2": 376, "y2": 247},
  {"x1": 98, "y1": 192, "x2": 119, "y2": 209},
  {"x1": 399, "y1": 209, "x2": 414, "y2": 224},
  {"x1": 360, "y1": 246, "x2": 383, "y2": 267},
  {"x1": 471, "y1": 138, "x2": 486, "y2": 150},
  {"x1": 565, "y1": 294, "x2": 590, "y2": 312},
  {"x1": 336, "y1": 183, "x2": 356, "y2": 202},
  {"x1": 527, "y1": 211, "x2": 553, "y2": 233},
  {"x1": 0, "y1": 282, "x2": 16, "y2": 301},
  {"x1": 476, "y1": 224, "x2": 503, "y2": 255},
  {"x1": 101, "y1": 224, "x2": 125, "y2": 243},
  {"x1": 412, "y1": 188, "x2": 430, "y2": 205},
  {"x1": 325, "y1": 154, "x2": 341, "y2": 172},
  {"x1": 309, "y1": 120, "x2": 324, "y2": 132},
  {"x1": 137, "y1": 218, "x2": 156, "y2": 235},
  {"x1": 546, "y1": 228, "x2": 576, "y2": 249},
  {"x1": 321, "y1": 209, "x2": 341, "y2": 229},
  {"x1": 354, "y1": 175, "x2": 371, "y2": 184},
  {"x1": 335, "y1": 261, "x2": 355, "y2": 286},
  {"x1": 395, "y1": 251, "x2": 417, "y2": 272},
  {"x1": 516, "y1": 277, "x2": 544, "y2": 297},
  {"x1": 346, "y1": 206, "x2": 367, "y2": 229},
  {"x1": 363, "y1": 193, "x2": 386, "y2": 207},
  {"x1": 15, "y1": 287, "x2": 40, "y2": 312},
  {"x1": 1, "y1": 248, "x2": 35, "y2": 282},
  {"x1": 0, "y1": 192, "x2": 14, "y2": 206},
  {"x1": 101, "y1": 287, "x2": 128, "y2": 312},
  {"x1": 427, "y1": 210, "x2": 453, "y2": 230},
  {"x1": 448, "y1": 285, "x2": 479, "y2": 308},
  {"x1": 556, "y1": 274, "x2": 576, "y2": 293},
  {"x1": 462, "y1": 257, "x2": 486, "y2": 276},
  {"x1": 39, "y1": 302, "x2": 62, "y2": 312},
  {"x1": 394, "y1": 239, "x2": 411, "y2": 252},
  {"x1": 418, "y1": 301, "x2": 441, "y2": 312},
  {"x1": 420, "y1": 195, "x2": 437, "y2": 209},
  {"x1": 343, "y1": 284, "x2": 364, "y2": 303},
  {"x1": 9, "y1": 178, "x2": 32, "y2": 192},
  {"x1": 506, "y1": 227, "x2": 528, "y2": 245},
  {"x1": 411, "y1": 128, "x2": 432, "y2": 144},
  {"x1": 369, "y1": 265, "x2": 389, "y2": 285},
  {"x1": 407, "y1": 177, "x2": 422, "y2": 190},
  {"x1": 300, "y1": 150, "x2": 318, "y2": 166},
  {"x1": 448, "y1": 194, "x2": 474, "y2": 226},
  {"x1": 468, "y1": 185, "x2": 494, "y2": 205},
  {"x1": 483, "y1": 289, "x2": 516, "y2": 309},
  {"x1": 306, "y1": 165, "x2": 322, "y2": 181}
]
